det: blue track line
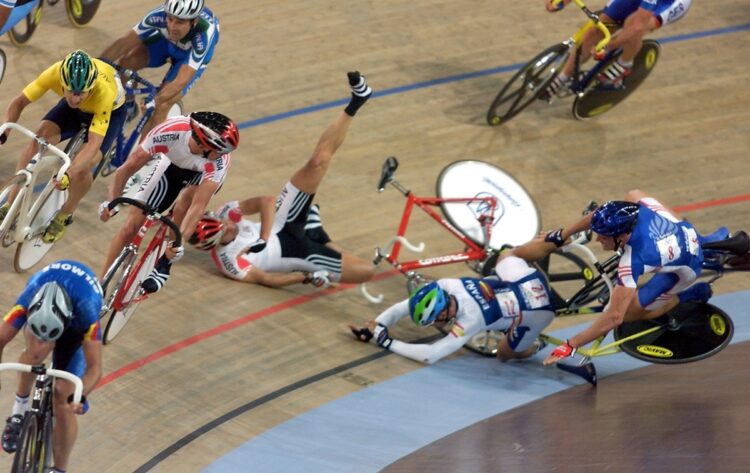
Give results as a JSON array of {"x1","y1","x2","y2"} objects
[{"x1": 237, "y1": 22, "x2": 750, "y2": 131}]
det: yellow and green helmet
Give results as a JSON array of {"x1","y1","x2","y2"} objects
[{"x1": 60, "y1": 50, "x2": 98, "y2": 93}]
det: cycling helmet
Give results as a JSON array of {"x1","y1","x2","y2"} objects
[
  {"x1": 164, "y1": 0, "x2": 204, "y2": 20},
  {"x1": 189, "y1": 111, "x2": 240, "y2": 155},
  {"x1": 60, "y1": 50, "x2": 98, "y2": 93},
  {"x1": 189, "y1": 214, "x2": 225, "y2": 250},
  {"x1": 590, "y1": 200, "x2": 640, "y2": 237},
  {"x1": 409, "y1": 282, "x2": 449, "y2": 326},
  {"x1": 26, "y1": 282, "x2": 72, "y2": 342}
]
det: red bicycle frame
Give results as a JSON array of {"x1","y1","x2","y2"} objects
[
  {"x1": 383, "y1": 193, "x2": 497, "y2": 274},
  {"x1": 111, "y1": 216, "x2": 169, "y2": 311}
]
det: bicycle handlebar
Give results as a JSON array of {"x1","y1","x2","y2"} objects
[
  {"x1": 553, "y1": 0, "x2": 612, "y2": 54},
  {"x1": 0, "y1": 122, "x2": 72, "y2": 181},
  {"x1": 109, "y1": 196, "x2": 183, "y2": 247},
  {"x1": 99, "y1": 58, "x2": 158, "y2": 94},
  {"x1": 0, "y1": 363, "x2": 83, "y2": 403}
]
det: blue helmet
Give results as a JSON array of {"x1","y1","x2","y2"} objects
[
  {"x1": 409, "y1": 282, "x2": 449, "y2": 326},
  {"x1": 590, "y1": 201, "x2": 639, "y2": 237}
]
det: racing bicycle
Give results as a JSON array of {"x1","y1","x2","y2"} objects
[
  {"x1": 486, "y1": 0, "x2": 660, "y2": 126},
  {"x1": 0, "y1": 122, "x2": 71, "y2": 272},
  {"x1": 5, "y1": 0, "x2": 102, "y2": 45},
  {"x1": 467, "y1": 230, "x2": 745, "y2": 386},
  {"x1": 99, "y1": 196, "x2": 182, "y2": 344},
  {"x1": 0, "y1": 362, "x2": 83, "y2": 473},
  {"x1": 361, "y1": 156, "x2": 541, "y2": 303}
]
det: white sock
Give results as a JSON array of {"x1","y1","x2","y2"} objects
[{"x1": 11, "y1": 394, "x2": 28, "y2": 417}]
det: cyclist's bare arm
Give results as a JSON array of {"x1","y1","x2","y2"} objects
[
  {"x1": 156, "y1": 65, "x2": 195, "y2": 104},
  {"x1": 80, "y1": 338, "x2": 103, "y2": 399},
  {"x1": 106, "y1": 147, "x2": 152, "y2": 203},
  {"x1": 1, "y1": 94, "x2": 32, "y2": 140},
  {"x1": 236, "y1": 195, "x2": 276, "y2": 242},
  {"x1": 242, "y1": 267, "x2": 307, "y2": 287},
  {"x1": 625, "y1": 189, "x2": 682, "y2": 219},
  {"x1": 99, "y1": 30, "x2": 143, "y2": 63},
  {"x1": 176, "y1": 179, "x2": 219, "y2": 248}
]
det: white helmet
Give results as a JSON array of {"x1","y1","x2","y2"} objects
[
  {"x1": 164, "y1": 0, "x2": 204, "y2": 20},
  {"x1": 27, "y1": 282, "x2": 72, "y2": 342}
]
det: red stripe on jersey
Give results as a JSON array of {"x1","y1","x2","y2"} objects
[
  {"x1": 149, "y1": 145, "x2": 169, "y2": 155},
  {"x1": 150, "y1": 117, "x2": 191, "y2": 136}
]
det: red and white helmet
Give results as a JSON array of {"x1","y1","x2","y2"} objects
[
  {"x1": 189, "y1": 111, "x2": 240, "y2": 155},
  {"x1": 189, "y1": 214, "x2": 225, "y2": 250}
]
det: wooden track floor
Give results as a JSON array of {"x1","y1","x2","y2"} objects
[{"x1": 0, "y1": 1, "x2": 748, "y2": 471}]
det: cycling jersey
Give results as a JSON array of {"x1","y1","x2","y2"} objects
[
  {"x1": 134, "y1": 6, "x2": 219, "y2": 71},
  {"x1": 134, "y1": 116, "x2": 231, "y2": 212},
  {"x1": 0, "y1": 0, "x2": 16, "y2": 7},
  {"x1": 210, "y1": 182, "x2": 342, "y2": 280},
  {"x1": 604, "y1": 0, "x2": 691, "y2": 26},
  {"x1": 374, "y1": 256, "x2": 555, "y2": 364},
  {"x1": 4, "y1": 260, "x2": 102, "y2": 340},
  {"x1": 618, "y1": 197, "x2": 703, "y2": 308},
  {"x1": 22, "y1": 58, "x2": 125, "y2": 137}
]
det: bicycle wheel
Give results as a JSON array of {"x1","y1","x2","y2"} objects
[
  {"x1": 0, "y1": 174, "x2": 26, "y2": 248},
  {"x1": 436, "y1": 160, "x2": 540, "y2": 250},
  {"x1": 36, "y1": 411, "x2": 53, "y2": 472},
  {"x1": 0, "y1": 48, "x2": 6, "y2": 86},
  {"x1": 14, "y1": 185, "x2": 66, "y2": 272},
  {"x1": 465, "y1": 330, "x2": 504, "y2": 357},
  {"x1": 65, "y1": 0, "x2": 101, "y2": 27},
  {"x1": 572, "y1": 40, "x2": 660, "y2": 120},
  {"x1": 103, "y1": 247, "x2": 159, "y2": 344},
  {"x1": 14, "y1": 157, "x2": 67, "y2": 272},
  {"x1": 10, "y1": 413, "x2": 39, "y2": 473},
  {"x1": 7, "y1": 1, "x2": 43, "y2": 46},
  {"x1": 614, "y1": 302, "x2": 734, "y2": 364},
  {"x1": 100, "y1": 247, "x2": 137, "y2": 314},
  {"x1": 486, "y1": 42, "x2": 571, "y2": 126}
]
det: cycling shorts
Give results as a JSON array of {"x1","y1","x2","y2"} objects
[
  {"x1": 604, "y1": 0, "x2": 691, "y2": 27},
  {"x1": 43, "y1": 98, "x2": 127, "y2": 155}
]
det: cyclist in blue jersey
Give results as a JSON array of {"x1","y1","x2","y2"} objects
[
  {"x1": 541, "y1": 190, "x2": 716, "y2": 365},
  {"x1": 0, "y1": 260, "x2": 103, "y2": 473},
  {"x1": 542, "y1": 0, "x2": 692, "y2": 98},
  {"x1": 100, "y1": 0, "x2": 220, "y2": 141},
  {"x1": 349, "y1": 242, "x2": 558, "y2": 364},
  {"x1": 0, "y1": 1, "x2": 36, "y2": 36}
]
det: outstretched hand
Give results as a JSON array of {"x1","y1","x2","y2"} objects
[
  {"x1": 348, "y1": 325, "x2": 374, "y2": 342},
  {"x1": 543, "y1": 340, "x2": 576, "y2": 365}
]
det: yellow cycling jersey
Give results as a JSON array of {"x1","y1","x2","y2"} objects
[{"x1": 22, "y1": 58, "x2": 125, "y2": 137}]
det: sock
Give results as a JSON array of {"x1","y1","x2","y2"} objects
[
  {"x1": 344, "y1": 71, "x2": 372, "y2": 117},
  {"x1": 11, "y1": 394, "x2": 28, "y2": 417}
]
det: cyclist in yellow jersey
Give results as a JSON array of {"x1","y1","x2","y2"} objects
[{"x1": 0, "y1": 50, "x2": 127, "y2": 243}]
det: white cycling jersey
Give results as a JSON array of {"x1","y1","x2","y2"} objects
[{"x1": 375, "y1": 256, "x2": 555, "y2": 364}]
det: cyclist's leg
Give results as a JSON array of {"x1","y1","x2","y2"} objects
[
  {"x1": 50, "y1": 332, "x2": 88, "y2": 472},
  {"x1": 626, "y1": 267, "x2": 702, "y2": 321},
  {"x1": 497, "y1": 308, "x2": 555, "y2": 361},
  {"x1": 289, "y1": 73, "x2": 372, "y2": 194},
  {"x1": 100, "y1": 205, "x2": 148, "y2": 278}
]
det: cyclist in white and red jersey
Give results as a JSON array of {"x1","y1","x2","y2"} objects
[
  {"x1": 189, "y1": 72, "x2": 375, "y2": 288},
  {"x1": 539, "y1": 189, "x2": 722, "y2": 365},
  {"x1": 99, "y1": 110, "x2": 239, "y2": 293}
]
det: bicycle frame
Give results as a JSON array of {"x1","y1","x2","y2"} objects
[
  {"x1": 107, "y1": 215, "x2": 169, "y2": 313},
  {"x1": 0, "y1": 122, "x2": 71, "y2": 241},
  {"x1": 379, "y1": 193, "x2": 496, "y2": 274}
]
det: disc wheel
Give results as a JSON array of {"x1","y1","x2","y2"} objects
[
  {"x1": 7, "y1": 1, "x2": 43, "y2": 46},
  {"x1": 65, "y1": 0, "x2": 101, "y2": 27}
]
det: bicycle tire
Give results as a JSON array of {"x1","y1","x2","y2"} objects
[
  {"x1": 572, "y1": 40, "x2": 660, "y2": 120},
  {"x1": 436, "y1": 160, "x2": 540, "y2": 250},
  {"x1": 486, "y1": 42, "x2": 571, "y2": 126},
  {"x1": 10, "y1": 413, "x2": 39, "y2": 473},
  {"x1": 37, "y1": 410, "x2": 53, "y2": 471},
  {"x1": 614, "y1": 302, "x2": 734, "y2": 364},
  {"x1": 13, "y1": 183, "x2": 65, "y2": 272},
  {"x1": 103, "y1": 246, "x2": 159, "y2": 344},
  {"x1": 7, "y1": 1, "x2": 42, "y2": 46},
  {"x1": 65, "y1": 0, "x2": 101, "y2": 27},
  {"x1": 0, "y1": 48, "x2": 6, "y2": 86},
  {"x1": 100, "y1": 247, "x2": 137, "y2": 315},
  {"x1": 0, "y1": 174, "x2": 26, "y2": 248}
]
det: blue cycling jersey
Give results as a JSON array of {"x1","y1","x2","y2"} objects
[
  {"x1": 618, "y1": 203, "x2": 702, "y2": 288},
  {"x1": 134, "y1": 6, "x2": 220, "y2": 71},
  {"x1": 15, "y1": 260, "x2": 103, "y2": 336},
  {"x1": 458, "y1": 273, "x2": 554, "y2": 327}
]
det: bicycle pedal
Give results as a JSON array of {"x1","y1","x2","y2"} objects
[{"x1": 64, "y1": 215, "x2": 74, "y2": 226}]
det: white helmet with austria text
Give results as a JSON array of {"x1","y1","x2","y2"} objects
[
  {"x1": 164, "y1": 0, "x2": 204, "y2": 20},
  {"x1": 27, "y1": 282, "x2": 73, "y2": 342}
]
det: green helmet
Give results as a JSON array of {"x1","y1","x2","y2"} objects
[{"x1": 60, "y1": 50, "x2": 98, "y2": 93}]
